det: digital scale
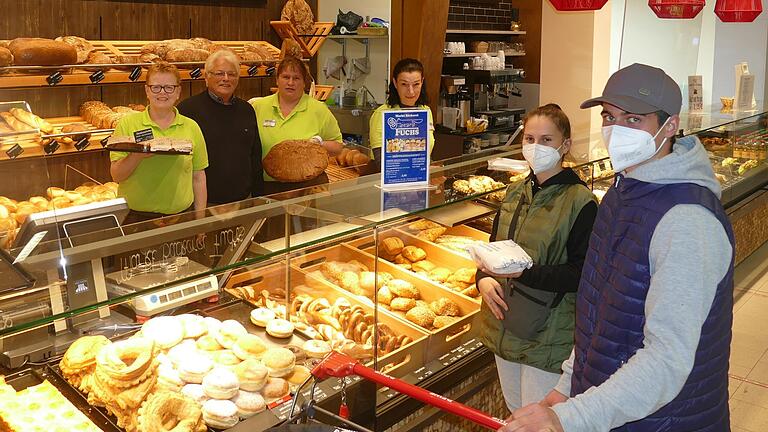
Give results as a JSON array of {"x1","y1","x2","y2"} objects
[{"x1": 105, "y1": 258, "x2": 219, "y2": 317}]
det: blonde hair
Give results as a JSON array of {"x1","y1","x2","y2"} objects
[
  {"x1": 146, "y1": 61, "x2": 181, "y2": 85},
  {"x1": 205, "y1": 50, "x2": 240, "y2": 74}
]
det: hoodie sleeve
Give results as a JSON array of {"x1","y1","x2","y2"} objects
[{"x1": 551, "y1": 203, "x2": 732, "y2": 431}]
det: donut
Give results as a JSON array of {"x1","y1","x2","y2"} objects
[
  {"x1": 181, "y1": 383, "x2": 210, "y2": 405},
  {"x1": 137, "y1": 390, "x2": 206, "y2": 432},
  {"x1": 215, "y1": 320, "x2": 247, "y2": 349},
  {"x1": 202, "y1": 367, "x2": 240, "y2": 400},
  {"x1": 249, "y1": 307, "x2": 275, "y2": 327},
  {"x1": 96, "y1": 337, "x2": 156, "y2": 386},
  {"x1": 202, "y1": 399, "x2": 239, "y2": 429},
  {"x1": 261, "y1": 377, "x2": 290, "y2": 399},
  {"x1": 156, "y1": 362, "x2": 185, "y2": 392},
  {"x1": 285, "y1": 365, "x2": 312, "y2": 387},
  {"x1": 262, "y1": 347, "x2": 295, "y2": 377},
  {"x1": 302, "y1": 340, "x2": 331, "y2": 359},
  {"x1": 211, "y1": 349, "x2": 242, "y2": 368},
  {"x1": 178, "y1": 314, "x2": 207, "y2": 339},
  {"x1": 141, "y1": 316, "x2": 184, "y2": 350},
  {"x1": 177, "y1": 353, "x2": 214, "y2": 384},
  {"x1": 266, "y1": 319, "x2": 294, "y2": 339},
  {"x1": 196, "y1": 335, "x2": 222, "y2": 352},
  {"x1": 167, "y1": 339, "x2": 197, "y2": 366},
  {"x1": 232, "y1": 333, "x2": 267, "y2": 360},
  {"x1": 234, "y1": 358, "x2": 268, "y2": 392},
  {"x1": 231, "y1": 389, "x2": 266, "y2": 419}
]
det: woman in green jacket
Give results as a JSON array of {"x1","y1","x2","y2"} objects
[{"x1": 477, "y1": 104, "x2": 598, "y2": 413}]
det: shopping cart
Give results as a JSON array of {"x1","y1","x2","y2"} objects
[{"x1": 274, "y1": 351, "x2": 507, "y2": 431}]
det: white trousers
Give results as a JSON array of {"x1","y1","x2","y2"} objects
[{"x1": 494, "y1": 355, "x2": 561, "y2": 413}]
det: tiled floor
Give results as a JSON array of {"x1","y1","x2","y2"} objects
[{"x1": 731, "y1": 242, "x2": 768, "y2": 431}]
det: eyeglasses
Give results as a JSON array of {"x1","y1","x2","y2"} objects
[
  {"x1": 147, "y1": 84, "x2": 179, "y2": 94},
  {"x1": 209, "y1": 71, "x2": 238, "y2": 79}
]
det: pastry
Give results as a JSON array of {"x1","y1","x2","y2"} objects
[
  {"x1": 202, "y1": 367, "x2": 240, "y2": 400},
  {"x1": 156, "y1": 362, "x2": 186, "y2": 391},
  {"x1": 406, "y1": 306, "x2": 436, "y2": 328},
  {"x1": 285, "y1": 365, "x2": 312, "y2": 387},
  {"x1": 202, "y1": 399, "x2": 239, "y2": 429},
  {"x1": 0, "y1": 380, "x2": 103, "y2": 432},
  {"x1": 390, "y1": 297, "x2": 417, "y2": 311},
  {"x1": 428, "y1": 267, "x2": 451, "y2": 283},
  {"x1": 386, "y1": 279, "x2": 419, "y2": 299},
  {"x1": 167, "y1": 339, "x2": 198, "y2": 366},
  {"x1": 141, "y1": 316, "x2": 184, "y2": 350},
  {"x1": 417, "y1": 227, "x2": 447, "y2": 242},
  {"x1": 211, "y1": 350, "x2": 242, "y2": 368},
  {"x1": 95, "y1": 337, "x2": 156, "y2": 386},
  {"x1": 382, "y1": 237, "x2": 404, "y2": 256},
  {"x1": 178, "y1": 353, "x2": 214, "y2": 384},
  {"x1": 182, "y1": 383, "x2": 210, "y2": 405},
  {"x1": 450, "y1": 267, "x2": 476, "y2": 284},
  {"x1": 0, "y1": 111, "x2": 31, "y2": 132},
  {"x1": 433, "y1": 316, "x2": 457, "y2": 329},
  {"x1": 233, "y1": 333, "x2": 267, "y2": 360},
  {"x1": 262, "y1": 347, "x2": 296, "y2": 377},
  {"x1": 412, "y1": 260, "x2": 437, "y2": 273},
  {"x1": 402, "y1": 245, "x2": 427, "y2": 262},
  {"x1": 408, "y1": 219, "x2": 443, "y2": 231},
  {"x1": 377, "y1": 286, "x2": 394, "y2": 305},
  {"x1": 234, "y1": 358, "x2": 268, "y2": 392},
  {"x1": 461, "y1": 285, "x2": 480, "y2": 298},
  {"x1": 203, "y1": 316, "x2": 223, "y2": 337},
  {"x1": 8, "y1": 37, "x2": 77, "y2": 65},
  {"x1": 249, "y1": 307, "x2": 276, "y2": 327},
  {"x1": 215, "y1": 319, "x2": 248, "y2": 348},
  {"x1": 393, "y1": 254, "x2": 410, "y2": 264},
  {"x1": 263, "y1": 140, "x2": 328, "y2": 182},
  {"x1": 59, "y1": 334, "x2": 111, "y2": 390},
  {"x1": 178, "y1": 314, "x2": 208, "y2": 339},
  {"x1": 430, "y1": 298, "x2": 460, "y2": 317},
  {"x1": 266, "y1": 318, "x2": 295, "y2": 338},
  {"x1": 303, "y1": 339, "x2": 331, "y2": 358},
  {"x1": 281, "y1": 0, "x2": 315, "y2": 35},
  {"x1": 262, "y1": 377, "x2": 290, "y2": 399},
  {"x1": 232, "y1": 389, "x2": 266, "y2": 419}
]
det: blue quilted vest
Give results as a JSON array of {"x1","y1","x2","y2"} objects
[{"x1": 571, "y1": 174, "x2": 734, "y2": 432}]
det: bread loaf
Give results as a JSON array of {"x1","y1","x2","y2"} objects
[
  {"x1": 10, "y1": 108, "x2": 54, "y2": 134},
  {"x1": 0, "y1": 112, "x2": 32, "y2": 132},
  {"x1": 83, "y1": 51, "x2": 113, "y2": 71},
  {"x1": 0, "y1": 40, "x2": 9, "y2": 49},
  {"x1": 243, "y1": 43, "x2": 275, "y2": 61},
  {"x1": 263, "y1": 140, "x2": 328, "y2": 182},
  {"x1": 281, "y1": 0, "x2": 315, "y2": 35},
  {"x1": 280, "y1": 39, "x2": 303, "y2": 60},
  {"x1": 61, "y1": 124, "x2": 88, "y2": 133},
  {"x1": 189, "y1": 37, "x2": 213, "y2": 50},
  {"x1": 0, "y1": 47, "x2": 12, "y2": 67},
  {"x1": 54, "y1": 36, "x2": 94, "y2": 64},
  {"x1": 344, "y1": 149, "x2": 361, "y2": 166},
  {"x1": 164, "y1": 48, "x2": 210, "y2": 63},
  {"x1": 0, "y1": 120, "x2": 13, "y2": 134},
  {"x1": 9, "y1": 38, "x2": 77, "y2": 66}
]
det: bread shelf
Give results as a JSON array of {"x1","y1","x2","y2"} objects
[
  {"x1": 445, "y1": 29, "x2": 526, "y2": 35},
  {"x1": 270, "y1": 21, "x2": 334, "y2": 57},
  {"x1": 444, "y1": 52, "x2": 525, "y2": 58},
  {"x1": 0, "y1": 115, "x2": 111, "y2": 161}
]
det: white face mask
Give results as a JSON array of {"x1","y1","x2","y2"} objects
[
  {"x1": 522, "y1": 143, "x2": 563, "y2": 174},
  {"x1": 602, "y1": 118, "x2": 670, "y2": 172}
]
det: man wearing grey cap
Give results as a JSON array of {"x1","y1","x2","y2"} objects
[{"x1": 500, "y1": 63, "x2": 734, "y2": 432}]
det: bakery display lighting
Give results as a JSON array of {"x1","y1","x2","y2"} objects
[
  {"x1": 648, "y1": 0, "x2": 706, "y2": 18},
  {"x1": 547, "y1": 0, "x2": 609, "y2": 11},
  {"x1": 715, "y1": 0, "x2": 763, "y2": 21}
]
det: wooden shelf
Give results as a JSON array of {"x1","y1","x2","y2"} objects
[
  {"x1": 0, "y1": 116, "x2": 110, "y2": 161},
  {"x1": 444, "y1": 52, "x2": 525, "y2": 58},
  {"x1": 270, "y1": 21, "x2": 334, "y2": 57},
  {"x1": 327, "y1": 34, "x2": 388, "y2": 40},
  {"x1": 446, "y1": 30, "x2": 526, "y2": 35}
]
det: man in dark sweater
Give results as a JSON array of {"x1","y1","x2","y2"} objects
[{"x1": 178, "y1": 50, "x2": 263, "y2": 205}]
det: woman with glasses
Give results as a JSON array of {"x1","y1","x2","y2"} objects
[
  {"x1": 369, "y1": 58, "x2": 435, "y2": 161},
  {"x1": 110, "y1": 62, "x2": 209, "y2": 224},
  {"x1": 250, "y1": 55, "x2": 343, "y2": 194}
]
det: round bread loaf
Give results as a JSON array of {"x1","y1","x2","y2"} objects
[
  {"x1": 0, "y1": 47, "x2": 13, "y2": 67},
  {"x1": 9, "y1": 38, "x2": 77, "y2": 66},
  {"x1": 55, "y1": 36, "x2": 95, "y2": 64},
  {"x1": 263, "y1": 140, "x2": 328, "y2": 182}
]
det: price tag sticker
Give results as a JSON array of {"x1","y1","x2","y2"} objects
[
  {"x1": 74, "y1": 136, "x2": 90, "y2": 151},
  {"x1": 129, "y1": 66, "x2": 142, "y2": 82},
  {"x1": 46, "y1": 71, "x2": 63, "y2": 86},
  {"x1": 247, "y1": 65, "x2": 259, "y2": 76},
  {"x1": 190, "y1": 68, "x2": 202, "y2": 79},
  {"x1": 44, "y1": 141, "x2": 60, "y2": 154},
  {"x1": 265, "y1": 66, "x2": 276, "y2": 77},
  {"x1": 5, "y1": 143, "x2": 23, "y2": 159},
  {"x1": 89, "y1": 70, "x2": 105, "y2": 84},
  {"x1": 133, "y1": 128, "x2": 154, "y2": 143},
  {"x1": 100, "y1": 136, "x2": 110, "y2": 147}
]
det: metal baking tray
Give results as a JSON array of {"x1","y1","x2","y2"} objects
[{"x1": 4, "y1": 365, "x2": 121, "y2": 432}]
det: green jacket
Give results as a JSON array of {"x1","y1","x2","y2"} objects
[{"x1": 478, "y1": 168, "x2": 597, "y2": 372}]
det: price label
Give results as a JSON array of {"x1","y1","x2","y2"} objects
[
  {"x1": 247, "y1": 65, "x2": 259, "y2": 76},
  {"x1": 44, "y1": 141, "x2": 60, "y2": 154},
  {"x1": 46, "y1": 72, "x2": 63, "y2": 86},
  {"x1": 74, "y1": 136, "x2": 90, "y2": 151},
  {"x1": 190, "y1": 68, "x2": 202, "y2": 79},
  {"x1": 265, "y1": 66, "x2": 276, "y2": 77},
  {"x1": 100, "y1": 136, "x2": 110, "y2": 147},
  {"x1": 133, "y1": 128, "x2": 154, "y2": 143},
  {"x1": 129, "y1": 66, "x2": 142, "y2": 82},
  {"x1": 89, "y1": 70, "x2": 105, "y2": 84},
  {"x1": 5, "y1": 143, "x2": 23, "y2": 159}
]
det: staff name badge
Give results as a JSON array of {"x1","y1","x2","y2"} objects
[
  {"x1": 263, "y1": 119, "x2": 276, "y2": 127},
  {"x1": 381, "y1": 109, "x2": 430, "y2": 190}
]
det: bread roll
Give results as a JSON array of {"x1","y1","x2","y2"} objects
[
  {"x1": 83, "y1": 51, "x2": 113, "y2": 71},
  {"x1": 54, "y1": 36, "x2": 95, "y2": 64},
  {"x1": 402, "y1": 246, "x2": 427, "y2": 263},
  {"x1": 0, "y1": 47, "x2": 12, "y2": 67},
  {"x1": 164, "y1": 48, "x2": 210, "y2": 63},
  {"x1": 0, "y1": 204, "x2": 8, "y2": 219},
  {"x1": 344, "y1": 149, "x2": 361, "y2": 167},
  {"x1": 9, "y1": 38, "x2": 77, "y2": 66},
  {"x1": 0, "y1": 40, "x2": 8, "y2": 49},
  {"x1": 336, "y1": 148, "x2": 350, "y2": 166},
  {"x1": 61, "y1": 123, "x2": 88, "y2": 134},
  {"x1": 263, "y1": 140, "x2": 328, "y2": 182},
  {"x1": 352, "y1": 153, "x2": 370, "y2": 173},
  {"x1": 10, "y1": 108, "x2": 53, "y2": 134},
  {"x1": 381, "y1": 237, "x2": 404, "y2": 256}
]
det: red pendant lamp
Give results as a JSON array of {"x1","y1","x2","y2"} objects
[
  {"x1": 648, "y1": 0, "x2": 706, "y2": 18},
  {"x1": 548, "y1": 0, "x2": 609, "y2": 11},
  {"x1": 715, "y1": 0, "x2": 763, "y2": 22}
]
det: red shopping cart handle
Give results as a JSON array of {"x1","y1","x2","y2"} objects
[{"x1": 311, "y1": 352, "x2": 507, "y2": 431}]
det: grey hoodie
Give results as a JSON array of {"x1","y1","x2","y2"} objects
[{"x1": 550, "y1": 136, "x2": 733, "y2": 431}]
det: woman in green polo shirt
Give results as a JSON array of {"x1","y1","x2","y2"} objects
[
  {"x1": 369, "y1": 58, "x2": 435, "y2": 161},
  {"x1": 110, "y1": 62, "x2": 209, "y2": 224},
  {"x1": 251, "y1": 56, "x2": 343, "y2": 195}
]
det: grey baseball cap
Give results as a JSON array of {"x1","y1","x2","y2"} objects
[{"x1": 581, "y1": 63, "x2": 682, "y2": 115}]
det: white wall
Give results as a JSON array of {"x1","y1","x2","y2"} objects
[
  {"x1": 711, "y1": 14, "x2": 768, "y2": 106},
  {"x1": 317, "y1": 1, "x2": 391, "y2": 104}
]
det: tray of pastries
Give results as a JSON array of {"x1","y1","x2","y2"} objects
[
  {"x1": 224, "y1": 262, "x2": 428, "y2": 377},
  {"x1": 347, "y1": 231, "x2": 481, "y2": 302},
  {"x1": 400, "y1": 219, "x2": 490, "y2": 259}
]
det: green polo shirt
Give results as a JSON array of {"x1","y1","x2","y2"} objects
[
  {"x1": 369, "y1": 104, "x2": 435, "y2": 154},
  {"x1": 251, "y1": 93, "x2": 342, "y2": 181},
  {"x1": 110, "y1": 108, "x2": 209, "y2": 214}
]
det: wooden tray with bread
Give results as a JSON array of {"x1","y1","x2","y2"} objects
[
  {"x1": 290, "y1": 243, "x2": 480, "y2": 356},
  {"x1": 224, "y1": 261, "x2": 428, "y2": 377},
  {"x1": 270, "y1": 21, "x2": 334, "y2": 58},
  {"x1": 398, "y1": 219, "x2": 490, "y2": 259}
]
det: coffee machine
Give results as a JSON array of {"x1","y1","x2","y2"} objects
[
  {"x1": 463, "y1": 68, "x2": 526, "y2": 129},
  {"x1": 439, "y1": 75, "x2": 471, "y2": 130}
]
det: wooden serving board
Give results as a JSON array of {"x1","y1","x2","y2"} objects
[{"x1": 270, "y1": 21, "x2": 334, "y2": 58}]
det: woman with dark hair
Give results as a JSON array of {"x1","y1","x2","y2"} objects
[
  {"x1": 369, "y1": 58, "x2": 435, "y2": 160},
  {"x1": 250, "y1": 56, "x2": 343, "y2": 194}
]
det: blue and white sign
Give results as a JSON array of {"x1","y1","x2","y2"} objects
[{"x1": 382, "y1": 109, "x2": 430, "y2": 189}]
